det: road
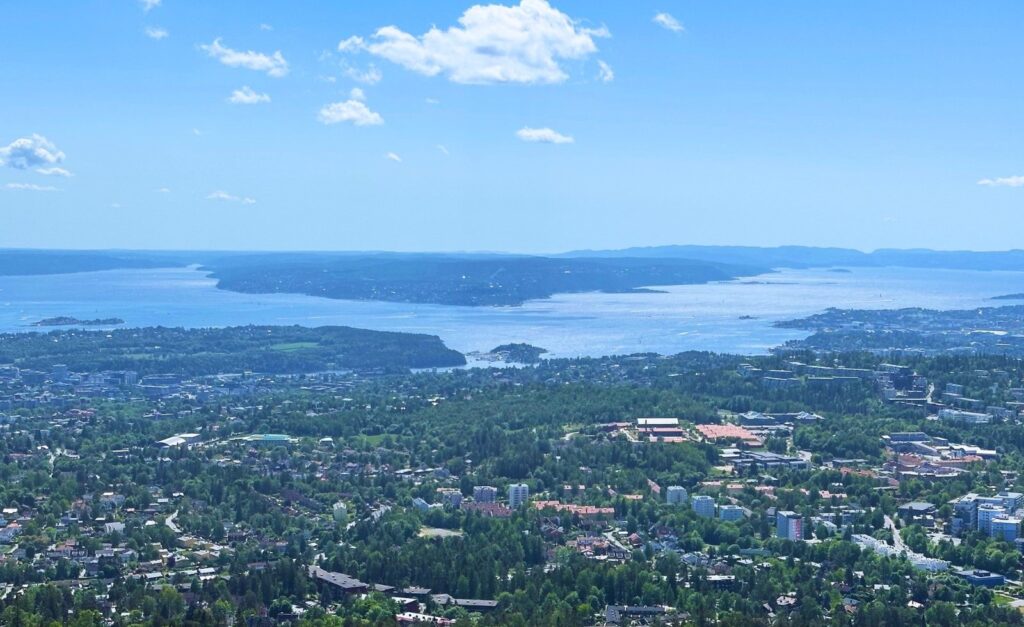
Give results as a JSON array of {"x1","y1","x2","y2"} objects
[{"x1": 884, "y1": 515, "x2": 907, "y2": 553}]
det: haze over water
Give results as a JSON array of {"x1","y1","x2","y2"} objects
[{"x1": 0, "y1": 265, "x2": 1021, "y2": 358}]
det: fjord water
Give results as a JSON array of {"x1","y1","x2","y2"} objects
[{"x1": 0, "y1": 265, "x2": 1020, "y2": 358}]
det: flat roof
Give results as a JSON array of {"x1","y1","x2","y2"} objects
[{"x1": 636, "y1": 418, "x2": 679, "y2": 426}]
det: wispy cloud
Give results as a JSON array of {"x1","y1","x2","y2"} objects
[
  {"x1": 228, "y1": 86, "x2": 271, "y2": 104},
  {"x1": 0, "y1": 134, "x2": 66, "y2": 170},
  {"x1": 145, "y1": 26, "x2": 169, "y2": 40},
  {"x1": 516, "y1": 126, "x2": 574, "y2": 144},
  {"x1": 385, "y1": 152, "x2": 402, "y2": 162},
  {"x1": 978, "y1": 175, "x2": 1024, "y2": 188},
  {"x1": 259, "y1": 23, "x2": 274, "y2": 32},
  {"x1": 597, "y1": 60, "x2": 614, "y2": 83},
  {"x1": 156, "y1": 187, "x2": 171, "y2": 193},
  {"x1": 200, "y1": 38, "x2": 289, "y2": 77},
  {"x1": 207, "y1": 190, "x2": 256, "y2": 204},
  {"x1": 653, "y1": 12, "x2": 685, "y2": 33},
  {"x1": 140, "y1": 0, "x2": 160, "y2": 12},
  {"x1": 437, "y1": 144, "x2": 450, "y2": 156},
  {"x1": 5, "y1": 183, "x2": 58, "y2": 192},
  {"x1": 336, "y1": 0, "x2": 607, "y2": 85},
  {"x1": 318, "y1": 98, "x2": 383, "y2": 126},
  {"x1": 36, "y1": 167, "x2": 73, "y2": 177},
  {"x1": 342, "y1": 62, "x2": 383, "y2": 85}
]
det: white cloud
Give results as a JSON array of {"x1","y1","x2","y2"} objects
[
  {"x1": 145, "y1": 26, "x2": 169, "y2": 40},
  {"x1": 5, "y1": 183, "x2": 58, "y2": 192},
  {"x1": 337, "y1": 36, "x2": 365, "y2": 52},
  {"x1": 192, "y1": 128, "x2": 203, "y2": 136},
  {"x1": 36, "y1": 167, "x2": 73, "y2": 177},
  {"x1": 597, "y1": 60, "x2": 614, "y2": 82},
  {"x1": 385, "y1": 152, "x2": 402, "y2": 162},
  {"x1": 437, "y1": 144, "x2": 450, "y2": 155},
  {"x1": 653, "y1": 12, "x2": 685, "y2": 33},
  {"x1": 259, "y1": 23, "x2": 274, "y2": 31},
  {"x1": 156, "y1": 187, "x2": 171, "y2": 193},
  {"x1": 318, "y1": 99, "x2": 383, "y2": 126},
  {"x1": 228, "y1": 86, "x2": 271, "y2": 104},
  {"x1": 0, "y1": 134, "x2": 66, "y2": 170},
  {"x1": 349, "y1": 87, "x2": 366, "y2": 101},
  {"x1": 516, "y1": 126, "x2": 573, "y2": 144},
  {"x1": 337, "y1": 0, "x2": 607, "y2": 84},
  {"x1": 342, "y1": 62, "x2": 383, "y2": 85},
  {"x1": 140, "y1": 0, "x2": 160, "y2": 11},
  {"x1": 207, "y1": 190, "x2": 256, "y2": 204},
  {"x1": 425, "y1": 98, "x2": 440, "y2": 105},
  {"x1": 200, "y1": 38, "x2": 289, "y2": 78},
  {"x1": 978, "y1": 175, "x2": 1024, "y2": 188}
]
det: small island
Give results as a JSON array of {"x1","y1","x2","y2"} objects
[
  {"x1": 32, "y1": 316, "x2": 125, "y2": 327},
  {"x1": 488, "y1": 343, "x2": 548, "y2": 363}
]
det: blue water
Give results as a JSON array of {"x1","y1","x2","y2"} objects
[{"x1": 0, "y1": 265, "x2": 1020, "y2": 357}]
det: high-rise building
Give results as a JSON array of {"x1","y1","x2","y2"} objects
[
  {"x1": 719, "y1": 504, "x2": 745, "y2": 522},
  {"x1": 950, "y1": 491, "x2": 1024, "y2": 535},
  {"x1": 508, "y1": 483, "x2": 529, "y2": 509},
  {"x1": 951, "y1": 494, "x2": 981, "y2": 534},
  {"x1": 978, "y1": 504, "x2": 1007, "y2": 535},
  {"x1": 666, "y1": 486, "x2": 689, "y2": 505},
  {"x1": 473, "y1": 486, "x2": 498, "y2": 503},
  {"x1": 692, "y1": 495, "x2": 715, "y2": 518},
  {"x1": 777, "y1": 511, "x2": 803, "y2": 540}
]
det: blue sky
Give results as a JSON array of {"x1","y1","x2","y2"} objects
[{"x1": 1, "y1": 0, "x2": 1023, "y2": 252}]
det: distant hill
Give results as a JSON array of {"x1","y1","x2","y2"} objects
[
  {"x1": 0, "y1": 325, "x2": 465, "y2": 374},
  {"x1": 203, "y1": 255, "x2": 763, "y2": 306},
  {"x1": 560, "y1": 245, "x2": 1024, "y2": 272},
  {"x1": 5, "y1": 247, "x2": 1024, "y2": 308}
]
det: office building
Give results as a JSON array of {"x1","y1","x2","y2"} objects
[{"x1": 991, "y1": 517, "x2": 1020, "y2": 542}]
